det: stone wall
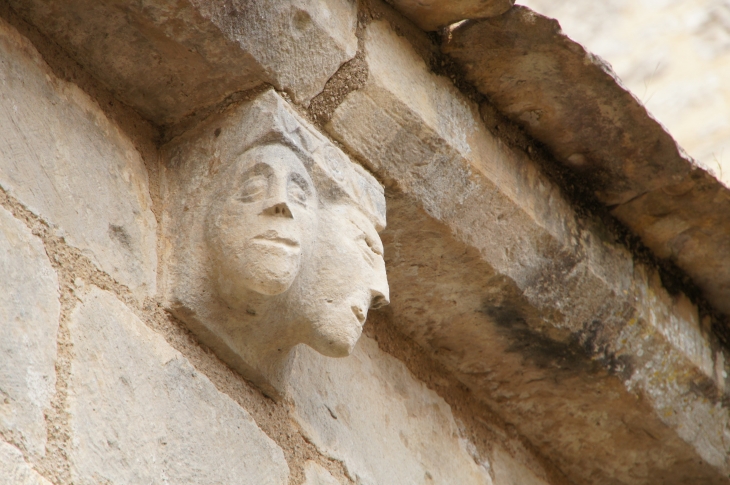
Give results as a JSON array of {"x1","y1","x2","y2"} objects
[
  {"x1": 0, "y1": 9, "x2": 559, "y2": 485},
  {"x1": 2, "y1": 1, "x2": 729, "y2": 484}
]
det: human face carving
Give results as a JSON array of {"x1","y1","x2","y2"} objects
[
  {"x1": 307, "y1": 205, "x2": 389, "y2": 357},
  {"x1": 206, "y1": 144, "x2": 317, "y2": 299}
]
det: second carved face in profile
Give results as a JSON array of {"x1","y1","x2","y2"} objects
[
  {"x1": 305, "y1": 204, "x2": 390, "y2": 358},
  {"x1": 206, "y1": 144, "x2": 318, "y2": 301}
]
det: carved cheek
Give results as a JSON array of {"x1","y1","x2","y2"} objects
[
  {"x1": 218, "y1": 199, "x2": 263, "y2": 230},
  {"x1": 290, "y1": 204, "x2": 317, "y2": 236}
]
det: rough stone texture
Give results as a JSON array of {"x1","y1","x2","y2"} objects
[
  {"x1": 0, "y1": 441, "x2": 52, "y2": 485},
  {"x1": 386, "y1": 0, "x2": 515, "y2": 31},
  {"x1": 520, "y1": 0, "x2": 730, "y2": 189},
  {"x1": 0, "y1": 17, "x2": 157, "y2": 299},
  {"x1": 67, "y1": 286, "x2": 289, "y2": 485},
  {"x1": 195, "y1": 0, "x2": 358, "y2": 106},
  {"x1": 328, "y1": 18, "x2": 730, "y2": 484},
  {"x1": 442, "y1": 7, "x2": 730, "y2": 319},
  {"x1": 287, "y1": 337, "x2": 492, "y2": 485},
  {"x1": 5, "y1": 0, "x2": 730, "y2": 482},
  {"x1": 490, "y1": 446, "x2": 549, "y2": 485},
  {"x1": 443, "y1": 6, "x2": 686, "y2": 206},
  {"x1": 8, "y1": 0, "x2": 357, "y2": 124},
  {"x1": 303, "y1": 461, "x2": 341, "y2": 485},
  {"x1": 0, "y1": 206, "x2": 59, "y2": 459}
]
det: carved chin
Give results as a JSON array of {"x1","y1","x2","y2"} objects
[
  {"x1": 243, "y1": 249, "x2": 301, "y2": 296},
  {"x1": 309, "y1": 313, "x2": 364, "y2": 358},
  {"x1": 216, "y1": 243, "x2": 301, "y2": 297}
]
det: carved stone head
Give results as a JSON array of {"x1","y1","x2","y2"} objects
[
  {"x1": 205, "y1": 144, "x2": 318, "y2": 301},
  {"x1": 305, "y1": 203, "x2": 389, "y2": 358},
  {"x1": 161, "y1": 90, "x2": 388, "y2": 397}
]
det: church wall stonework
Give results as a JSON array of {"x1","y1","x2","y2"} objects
[
  {"x1": 0, "y1": 16, "x2": 157, "y2": 300},
  {"x1": 1, "y1": 1, "x2": 729, "y2": 484},
  {"x1": 0, "y1": 9, "x2": 556, "y2": 485}
]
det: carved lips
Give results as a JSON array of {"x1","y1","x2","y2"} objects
[{"x1": 252, "y1": 230, "x2": 300, "y2": 251}]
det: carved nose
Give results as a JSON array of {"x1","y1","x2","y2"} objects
[
  {"x1": 369, "y1": 260, "x2": 390, "y2": 310},
  {"x1": 370, "y1": 290, "x2": 389, "y2": 310},
  {"x1": 262, "y1": 202, "x2": 293, "y2": 218}
]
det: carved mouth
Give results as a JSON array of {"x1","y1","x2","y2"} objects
[{"x1": 252, "y1": 232, "x2": 299, "y2": 248}]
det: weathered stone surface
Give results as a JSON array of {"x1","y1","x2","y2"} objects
[
  {"x1": 442, "y1": 6, "x2": 688, "y2": 206},
  {"x1": 0, "y1": 206, "x2": 59, "y2": 459},
  {"x1": 386, "y1": 0, "x2": 514, "y2": 31},
  {"x1": 196, "y1": 0, "x2": 358, "y2": 106},
  {"x1": 490, "y1": 446, "x2": 549, "y2": 485},
  {"x1": 328, "y1": 18, "x2": 730, "y2": 484},
  {"x1": 442, "y1": 7, "x2": 730, "y2": 319},
  {"x1": 0, "y1": 17, "x2": 157, "y2": 298},
  {"x1": 520, "y1": 0, "x2": 730, "y2": 189},
  {"x1": 303, "y1": 461, "x2": 341, "y2": 485},
  {"x1": 161, "y1": 89, "x2": 388, "y2": 398},
  {"x1": 9, "y1": 0, "x2": 357, "y2": 123},
  {"x1": 0, "y1": 441, "x2": 52, "y2": 485},
  {"x1": 67, "y1": 286, "x2": 289, "y2": 485},
  {"x1": 287, "y1": 337, "x2": 492, "y2": 485}
]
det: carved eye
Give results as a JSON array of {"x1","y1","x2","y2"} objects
[
  {"x1": 366, "y1": 235, "x2": 384, "y2": 257},
  {"x1": 356, "y1": 232, "x2": 383, "y2": 267},
  {"x1": 356, "y1": 235, "x2": 376, "y2": 266},
  {"x1": 288, "y1": 173, "x2": 310, "y2": 206},
  {"x1": 238, "y1": 174, "x2": 268, "y2": 202}
]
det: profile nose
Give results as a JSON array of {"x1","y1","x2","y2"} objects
[
  {"x1": 261, "y1": 201, "x2": 293, "y2": 218},
  {"x1": 369, "y1": 252, "x2": 389, "y2": 310},
  {"x1": 370, "y1": 291, "x2": 389, "y2": 310},
  {"x1": 369, "y1": 275, "x2": 390, "y2": 310}
]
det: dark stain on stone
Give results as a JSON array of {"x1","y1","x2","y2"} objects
[
  {"x1": 580, "y1": 318, "x2": 635, "y2": 381},
  {"x1": 108, "y1": 223, "x2": 132, "y2": 249},
  {"x1": 479, "y1": 297, "x2": 639, "y2": 383},
  {"x1": 479, "y1": 298, "x2": 592, "y2": 376}
]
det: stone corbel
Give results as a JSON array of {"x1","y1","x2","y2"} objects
[{"x1": 160, "y1": 89, "x2": 388, "y2": 398}]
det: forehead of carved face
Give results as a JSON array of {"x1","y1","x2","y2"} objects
[
  {"x1": 206, "y1": 144, "x2": 318, "y2": 299},
  {"x1": 305, "y1": 204, "x2": 389, "y2": 358}
]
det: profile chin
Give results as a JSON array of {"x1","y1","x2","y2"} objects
[{"x1": 310, "y1": 323, "x2": 361, "y2": 358}]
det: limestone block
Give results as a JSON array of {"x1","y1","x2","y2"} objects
[
  {"x1": 520, "y1": 0, "x2": 730, "y2": 188},
  {"x1": 9, "y1": 0, "x2": 357, "y2": 123},
  {"x1": 0, "y1": 18, "x2": 157, "y2": 299},
  {"x1": 0, "y1": 441, "x2": 52, "y2": 485},
  {"x1": 327, "y1": 19, "x2": 575, "y2": 286},
  {"x1": 303, "y1": 461, "x2": 341, "y2": 485},
  {"x1": 0, "y1": 206, "x2": 59, "y2": 458},
  {"x1": 194, "y1": 0, "x2": 358, "y2": 105},
  {"x1": 386, "y1": 0, "x2": 515, "y2": 31},
  {"x1": 67, "y1": 287, "x2": 289, "y2": 485},
  {"x1": 287, "y1": 337, "x2": 491, "y2": 485},
  {"x1": 328, "y1": 18, "x2": 730, "y2": 485},
  {"x1": 161, "y1": 89, "x2": 388, "y2": 398},
  {"x1": 442, "y1": 7, "x2": 730, "y2": 318}
]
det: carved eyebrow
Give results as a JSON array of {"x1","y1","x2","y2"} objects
[
  {"x1": 364, "y1": 232, "x2": 384, "y2": 256},
  {"x1": 288, "y1": 171, "x2": 312, "y2": 195},
  {"x1": 350, "y1": 219, "x2": 384, "y2": 256},
  {"x1": 240, "y1": 161, "x2": 275, "y2": 180}
]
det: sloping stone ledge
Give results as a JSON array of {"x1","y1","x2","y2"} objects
[
  {"x1": 442, "y1": 6, "x2": 730, "y2": 321},
  {"x1": 327, "y1": 18, "x2": 730, "y2": 485}
]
